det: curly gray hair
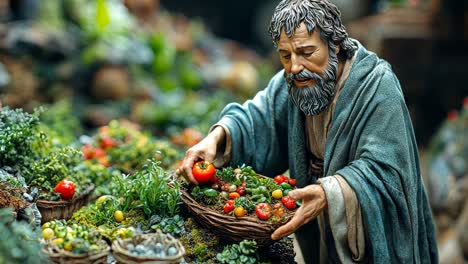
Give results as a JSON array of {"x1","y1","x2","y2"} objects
[{"x1": 268, "y1": 0, "x2": 357, "y2": 59}]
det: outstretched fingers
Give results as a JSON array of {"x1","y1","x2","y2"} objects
[{"x1": 271, "y1": 209, "x2": 304, "y2": 240}]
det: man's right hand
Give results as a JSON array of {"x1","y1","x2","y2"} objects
[{"x1": 176, "y1": 126, "x2": 226, "y2": 184}]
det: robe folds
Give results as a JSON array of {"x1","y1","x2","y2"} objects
[{"x1": 216, "y1": 40, "x2": 438, "y2": 263}]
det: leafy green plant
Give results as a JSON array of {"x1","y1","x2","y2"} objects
[
  {"x1": 23, "y1": 146, "x2": 91, "y2": 200},
  {"x1": 39, "y1": 100, "x2": 82, "y2": 145},
  {"x1": 134, "y1": 161, "x2": 181, "y2": 217},
  {"x1": 216, "y1": 240, "x2": 259, "y2": 264},
  {"x1": 0, "y1": 208, "x2": 44, "y2": 264},
  {"x1": 149, "y1": 214, "x2": 185, "y2": 237},
  {"x1": 78, "y1": 161, "x2": 121, "y2": 196},
  {"x1": 110, "y1": 160, "x2": 181, "y2": 218},
  {"x1": 217, "y1": 166, "x2": 236, "y2": 183},
  {"x1": 0, "y1": 107, "x2": 43, "y2": 167},
  {"x1": 69, "y1": 202, "x2": 145, "y2": 241}
]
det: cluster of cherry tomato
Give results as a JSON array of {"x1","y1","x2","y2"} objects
[
  {"x1": 81, "y1": 126, "x2": 118, "y2": 167},
  {"x1": 273, "y1": 174, "x2": 296, "y2": 187}
]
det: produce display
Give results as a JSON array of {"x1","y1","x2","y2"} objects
[
  {"x1": 41, "y1": 220, "x2": 107, "y2": 254},
  {"x1": 0, "y1": 109, "x2": 298, "y2": 262},
  {"x1": 81, "y1": 120, "x2": 182, "y2": 172},
  {"x1": 0, "y1": 0, "x2": 298, "y2": 262},
  {"x1": 189, "y1": 165, "x2": 299, "y2": 222}
]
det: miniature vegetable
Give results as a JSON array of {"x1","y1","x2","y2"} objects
[
  {"x1": 192, "y1": 161, "x2": 216, "y2": 183},
  {"x1": 54, "y1": 179, "x2": 75, "y2": 200}
]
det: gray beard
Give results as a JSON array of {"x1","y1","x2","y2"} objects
[{"x1": 285, "y1": 51, "x2": 339, "y2": 116}]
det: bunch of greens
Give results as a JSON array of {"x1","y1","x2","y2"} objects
[
  {"x1": 0, "y1": 208, "x2": 44, "y2": 264},
  {"x1": 216, "y1": 240, "x2": 259, "y2": 264},
  {"x1": 111, "y1": 160, "x2": 181, "y2": 218},
  {"x1": 0, "y1": 107, "x2": 43, "y2": 167}
]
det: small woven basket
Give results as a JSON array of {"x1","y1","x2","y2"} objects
[
  {"x1": 43, "y1": 239, "x2": 109, "y2": 264},
  {"x1": 37, "y1": 184, "x2": 94, "y2": 224},
  {"x1": 112, "y1": 232, "x2": 185, "y2": 264},
  {"x1": 180, "y1": 175, "x2": 295, "y2": 247}
]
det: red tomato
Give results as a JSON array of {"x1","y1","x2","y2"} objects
[
  {"x1": 81, "y1": 145, "x2": 94, "y2": 160},
  {"x1": 192, "y1": 161, "x2": 216, "y2": 183},
  {"x1": 255, "y1": 203, "x2": 272, "y2": 220},
  {"x1": 288, "y1": 179, "x2": 296, "y2": 186},
  {"x1": 100, "y1": 137, "x2": 115, "y2": 149},
  {"x1": 54, "y1": 179, "x2": 76, "y2": 200},
  {"x1": 236, "y1": 186, "x2": 246, "y2": 196},
  {"x1": 223, "y1": 200, "x2": 235, "y2": 213},
  {"x1": 282, "y1": 195, "x2": 297, "y2": 210},
  {"x1": 94, "y1": 148, "x2": 106, "y2": 158},
  {"x1": 274, "y1": 175, "x2": 287, "y2": 185}
]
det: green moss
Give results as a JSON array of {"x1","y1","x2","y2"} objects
[{"x1": 180, "y1": 218, "x2": 219, "y2": 263}]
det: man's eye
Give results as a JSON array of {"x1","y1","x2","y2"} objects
[
  {"x1": 303, "y1": 52, "x2": 313, "y2": 58},
  {"x1": 282, "y1": 55, "x2": 291, "y2": 60}
]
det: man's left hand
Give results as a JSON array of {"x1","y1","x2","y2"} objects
[{"x1": 271, "y1": 184, "x2": 328, "y2": 240}]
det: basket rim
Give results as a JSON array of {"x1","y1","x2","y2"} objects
[
  {"x1": 112, "y1": 232, "x2": 185, "y2": 261},
  {"x1": 180, "y1": 172, "x2": 295, "y2": 227},
  {"x1": 42, "y1": 239, "x2": 109, "y2": 258},
  {"x1": 36, "y1": 184, "x2": 95, "y2": 206}
]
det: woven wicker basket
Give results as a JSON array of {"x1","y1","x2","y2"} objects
[
  {"x1": 43, "y1": 239, "x2": 109, "y2": 264},
  {"x1": 37, "y1": 184, "x2": 94, "y2": 224},
  {"x1": 112, "y1": 232, "x2": 185, "y2": 264},
  {"x1": 180, "y1": 177, "x2": 295, "y2": 247}
]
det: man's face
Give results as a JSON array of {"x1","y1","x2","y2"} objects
[{"x1": 277, "y1": 23, "x2": 339, "y2": 116}]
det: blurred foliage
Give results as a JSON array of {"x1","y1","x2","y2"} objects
[
  {"x1": 0, "y1": 107, "x2": 43, "y2": 167},
  {"x1": 425, "y1": 98, "x2": 468, "y2": 210},
  {"x1": 0, "y1": 208, "x2": 44, "y2": 264},
  {"x1": 39, "y1": 100, "x2": 82, "y2": 145},
  {"x1": 82, "y1": 119, "x2": 182, "y2": 172}
]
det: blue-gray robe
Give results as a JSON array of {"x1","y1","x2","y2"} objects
[{"x1": 216, "y1": 41, "x2": 438, "y2": 263}]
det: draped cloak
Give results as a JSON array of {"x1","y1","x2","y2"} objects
[{"x1": 216, "y1": 41, "x2": 438, "y2": 263}]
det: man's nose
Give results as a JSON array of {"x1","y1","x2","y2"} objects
[{"x1": 290, "y1": 55, "x2": 304, "y2": 74}]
